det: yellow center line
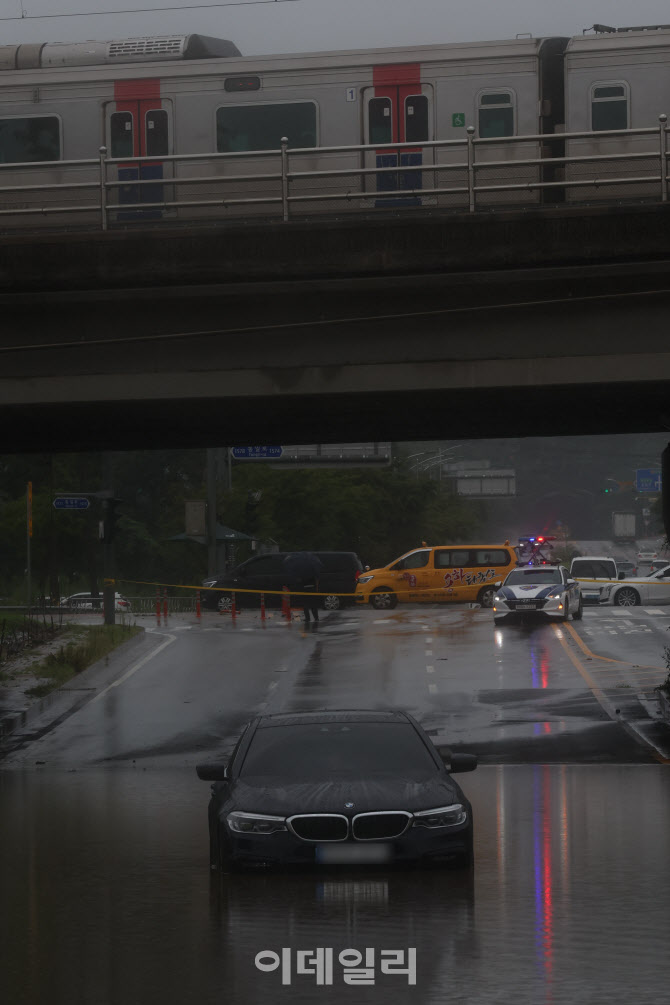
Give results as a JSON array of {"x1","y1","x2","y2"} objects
[
  {"x1": 552, "y1": 624, "x2": 670, "y2": 764},
  {"x1": 563, "y1": 621, "x2": 665, "y2": 671}
]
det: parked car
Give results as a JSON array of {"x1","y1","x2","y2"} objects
[
  {"x1": 202, "y1": 552, "x2": 364, "y2": 611},
  {"x1": 493, "y1": 565, "x2": 583, "y2": 624},
  {"x1": 569, "y1": 556, "x2": 623, "y2": 605},
  {"x1": 60, "y1": 592, "x2": 131, "y2": 612},
  {"x1": 600, "y1": 564, "x2": 670, "y2": 606},
  {"x1": 197, "y1": 709, "x2": 477, "y2": 871}
]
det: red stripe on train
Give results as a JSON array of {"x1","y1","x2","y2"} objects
[
  {"x1": 372, "y1": 64, "x2": 421, "y2": 89},
  {"x1": 114, "y1": 78, "x2": 161, "y2": 102}
]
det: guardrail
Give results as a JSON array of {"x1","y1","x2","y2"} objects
[{"x1": 0, "y1": 116, "x2": 668, "y2": 230}]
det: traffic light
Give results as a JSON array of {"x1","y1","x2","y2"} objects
[
  {"x1": 103, "y1": 498, "x2": 123, "y2": 543},
  {"x1": 245, "y1": 489, "x2": 262, "y2": 535}
]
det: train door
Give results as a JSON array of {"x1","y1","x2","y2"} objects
[
  {"x1": 363, "y1": 66, "x2": 432, "y2": 206},
  {"x1": 106, "y1": 82, "x2": 173, "y2": 219}
]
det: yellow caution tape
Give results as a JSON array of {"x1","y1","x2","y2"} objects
[{"x1": 117, "y1": 577, "x2": 358, "y2": 598}]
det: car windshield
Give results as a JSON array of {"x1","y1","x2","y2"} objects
[
  {"x1": 505, "y1": 568, "x2": 562, "y2": 586},
  {"x1": 239, "y1": 722, "x2": 438, "y2": 779}
]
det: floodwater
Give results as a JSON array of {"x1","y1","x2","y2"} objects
[{"x1": 2, "y1": 764, "x2": 669, "y2": 1005}]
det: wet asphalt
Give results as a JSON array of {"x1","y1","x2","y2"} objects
[{"x1": 2, "y1": 603, "x2": 670, "y2": 1004}]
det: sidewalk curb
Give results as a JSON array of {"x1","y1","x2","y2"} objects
[{"x1": 0, "y1": 628, "x2": 149, "y2": 745}]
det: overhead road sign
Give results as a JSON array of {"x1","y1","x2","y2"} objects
[
  {"x1": 231, "y1": 446, "x2": 283, "y2": 460},
  {"x1": 635, "y1": 469, "x2": 662, "y2": 492},
  {"x1": 53, "y1": 496, "x2": 90, "y2": 510}
]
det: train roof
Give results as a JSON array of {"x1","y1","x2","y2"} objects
[
  {"x1": 568, "y1": 26, "x2": 670, "y2": 54},
  {"x1": 0, "y1": 33, "x2": 556, "y2": 80}
]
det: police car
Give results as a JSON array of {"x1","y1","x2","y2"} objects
[{"x1": 492, "y1": 565, "x2": 583, "y2": 625}]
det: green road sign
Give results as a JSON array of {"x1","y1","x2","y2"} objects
[{"x1": 452, "y1": 113, "x2": 465, "y2": 127}]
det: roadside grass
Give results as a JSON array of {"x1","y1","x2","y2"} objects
[
  {"x1": 22, "y1": 624, "x2": 142, "y2": 699},
  {"x1": 0, "y1": 611, "x2": 65, "y2": 670}
]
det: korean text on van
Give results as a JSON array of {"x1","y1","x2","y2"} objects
[{"x1": 355, "y1": 544, "x2": 517, "y2": 610}]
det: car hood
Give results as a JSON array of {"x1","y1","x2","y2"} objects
[
  {"x1": 499, "y1": 583, "x2": 563, "y2": 600},
  {"x1": 228, "y1": 774, "x2": 461, "y2": 815}
]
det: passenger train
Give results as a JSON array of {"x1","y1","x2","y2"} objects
[{"x1": 1, "y1": 23, "x2": 670, "y2": 226}]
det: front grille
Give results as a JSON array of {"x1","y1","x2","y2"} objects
[
  {"x1": 352, "y1": 812, "x2": 411, "y2": 841},
  {"x1": 288, "y1": 814, "x2": 348, "y2": 842}
]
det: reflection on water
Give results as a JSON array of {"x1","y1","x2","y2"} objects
[{"x1": 1, "y1": 765, "x2": 669, "y2": 1004}]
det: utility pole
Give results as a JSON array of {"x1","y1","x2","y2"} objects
[
  {"x1": 26, "y1": 481, "x2": 32, "y2": 609},
  {"x1": 102, "y1": 454, "x2": 115, "y2": 626},
  {"x1": 206, "y1": 448, "x2": 218, "y2": 576}
]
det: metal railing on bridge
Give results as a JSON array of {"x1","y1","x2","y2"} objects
[{"x1": 0, "y1": 115, "x2": 668, "y2": 229}]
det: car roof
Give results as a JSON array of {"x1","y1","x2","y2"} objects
[
  {"x1": 256, "y1": 709, "x2": 412, "y2": 728},
  {"x1": 571, "y1": 556, "x2": 615, "y2": 562},
  {"x1": 512, "y1": 563, "x2": 563, "y2": 570}
]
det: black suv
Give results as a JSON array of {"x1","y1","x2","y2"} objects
[{"x1": 202, "y1": 552, "x2": 364, "y2": 612}]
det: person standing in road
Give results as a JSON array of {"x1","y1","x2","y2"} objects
[{"x1": 283, "y1": 551, "x2": 323, "y2": 624}]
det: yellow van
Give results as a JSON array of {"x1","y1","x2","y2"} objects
[{"x1": 355, "y1": 543, "x2": 516, "y2": 610}]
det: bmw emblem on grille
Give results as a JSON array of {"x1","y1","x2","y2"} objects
[{"x1": 344, "y1": 801, "x2": 354, "y2": 809}]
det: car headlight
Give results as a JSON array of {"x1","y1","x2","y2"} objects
[
  {"x1": 412, "y1": 804, "x2": 467, "y2": 829},
  {"x1": 357, "y1": 575, "x2": 374, "y2": 585},
  {"x1": 546, "y1": 593, "x2": 563, "y2": 600},
  {"x1": 226, "y1": 811, "x2": 287, "y2": 835},
  {"x1": 494, "y1": 595, "x2": 503, "y2": 602}
]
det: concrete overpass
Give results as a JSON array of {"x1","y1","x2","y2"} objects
[{"x1": 3, "y1": 201, "x2": 670, "y2": 451}]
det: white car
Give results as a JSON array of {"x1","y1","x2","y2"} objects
[
  {"x1": 570, "y1": 555, "x2": 622, "y2": 606},
  {"x1": 600, "y1": 565, "x2": 670, "y2": 607},
  {"x1": 60, "y1": 592, "x2": 132, "y2": 613},
  {"x1": 492, "y1": 565, "x2": 583, "y2": 625}
]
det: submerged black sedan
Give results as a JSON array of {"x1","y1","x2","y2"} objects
[{"x1": 196, "y1": 710, "x2": 477, "y2": 871}]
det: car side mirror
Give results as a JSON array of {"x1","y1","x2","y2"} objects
[
  {"x1": 450, "y1": 753, "x2": 478, "y2": 773},
  {"x1": 567, "y1": 578, "x2": 576, "y2": 585},
  {"x1": 618, "y1": 572, "x2": 625, "y2": 580},
  {"x1": 494, "y1": 581, "x2": 502, "y2": 589},
  {"x1": 435, "y1": 747, "x2": 478, "y2": 772},
  {"x1": 196, "y1": 762, "x2": 229, "y2": 781}
]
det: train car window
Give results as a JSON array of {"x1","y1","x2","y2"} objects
[
  {"x1": 405, "y1": 95, "x2": 429, "y2": 143},
  {"x1": 478, "y1": 92, "x2": 514, "y2": 138},
  {"x1": 216, "y1": 102, "x2": 317, "y2": 152},
  {"x1": 369, "y1": 98, "x2": 393, "y2": 144},
  {"x1": 110, "y1": 112, "x2": 134, "y2": 158},
  {"x1": 145, "y1": 109, "x2": 169, "y2": 157},
  {"x1": 591, "y1": 84, "x2": 628, "y2": 131},
  {"x1": 0, "y1": 115, "x2": 60, "y2": 163}
]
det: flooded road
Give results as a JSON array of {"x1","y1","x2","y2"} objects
[
  {"x1": 2, "y1": 604, "x2": 670, "y2": 1003},
  {"x1": 2, "y1": 765, "x2": 670, "y2": 1005}
]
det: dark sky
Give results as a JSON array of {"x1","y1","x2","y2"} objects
[{"x1": 4, "y1": 0, "x2": 670, "y2": 56}]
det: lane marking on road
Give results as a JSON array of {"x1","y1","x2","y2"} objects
[
  {"x1": 428, "y1": 683, "x2": 437, "y2": 694},
  {"x1": 426, "y1": 665, "x2": 434, "y2": 673},
  {"x1": 645, "y1": 609, "x2": 665, "y2": 614},
  {"x1": 373, "y1": 619, "x2": 390, "y2": 624},
  {"x1": 426, "y1": 637, "x2": 433, "y2": 643},
  {"x1": 554, "y1": 624, "x2": 670, "y2": 763},
  {"x1": 90, "y1": 633, "x2": 177, "y2": 704},
  {"x1": 565, "y1": 622, "x2": 664, "y2": 669},
  {"x1": 425, "y1": 649, "x2": 433, "y2": 656}
]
